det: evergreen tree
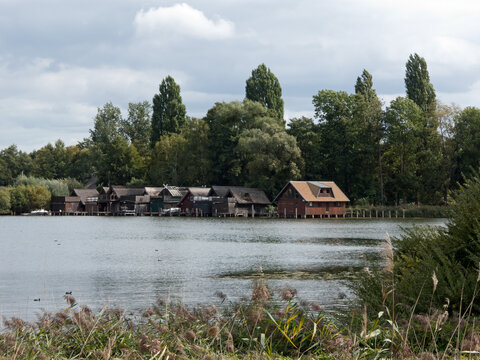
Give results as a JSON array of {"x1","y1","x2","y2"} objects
[
  {"x1": 245, "y1": 64, "x2": 284, "y2": 121},
  {"x1": 151, "y1": 76, "x2": 186, "y2": 146},
  {"x1": 405, "y1": 53, "x2": 436, "y2": 113}
]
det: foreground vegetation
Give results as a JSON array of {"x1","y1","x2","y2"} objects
[
  {"x1": 2, "y1": 174, "x2": 480, "y2": 359},
  {"x1": 1, "y1": 276, "x2": 479, "y2": 359}
]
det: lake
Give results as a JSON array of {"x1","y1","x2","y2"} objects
[{"x1": 0, "y1": 216, "x2": 446, "y2": 321}]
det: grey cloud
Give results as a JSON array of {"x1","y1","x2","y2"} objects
[{"x1": 1, "y1": 0, "x2": 480, "y2": 150}]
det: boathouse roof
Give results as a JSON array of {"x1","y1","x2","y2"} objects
[
  {"x1": 72, "y1": 188, "x2": 99, "y2": 205},
  {"x1": 274, "y1": 181, "x2": 350, "y2": 203}
]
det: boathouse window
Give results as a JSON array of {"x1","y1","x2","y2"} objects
[
  {"x1": 309, "y1": 202, "x2": 313, "y2": 207},
  {"x1": 287, "y1": 188, "x2": 294, "y2": 198}
]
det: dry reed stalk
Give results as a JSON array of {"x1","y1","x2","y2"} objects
[
  {"x1": 432, "y1": 272, "x2": 438, "y2": 294},
  {"x1": 382, "y1": 232, "x2": 394, "y2": 275},
  {"x1": 403, "y1": 281, "x2": 426, "y2": 352}
]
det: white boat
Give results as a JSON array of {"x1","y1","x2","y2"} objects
[{"x1": 30, "y1": 209, "x2": 49, "y2": 216}]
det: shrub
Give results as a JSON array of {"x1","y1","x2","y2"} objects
[
  {"x1": 15, "y1": 174, "x2": 69, "y2": 196},
  {"x1": 352, "y1": 171, "x2": 480, "y2": 315},
  {"x1": 10, "y1": 184, "x2": 51, "y2": 213},
  {"x1": 0, "y1": 186, "x2": 11, "y2": 213}
]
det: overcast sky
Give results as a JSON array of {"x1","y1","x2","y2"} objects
[{"x1": 1, "y1": 0, "x2": 479, "y2": 151}]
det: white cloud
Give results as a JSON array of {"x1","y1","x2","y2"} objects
[
  {"x1": 437, "y1": 80, "x2": 480, "y2": 109},
  {"x1": 134, "y1": 3, "x2": 234, "y2": 41},
  {"x1": 0, "y1": 58, "x2": 188, "y2": 150}
]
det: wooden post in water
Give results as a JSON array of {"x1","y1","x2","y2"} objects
[
  {"x1": 284, "y1": 208, "x2": 287, "y2": 218},
  {"x1": 369, "y1": 210, "x2": 372, "y2": 218},
  {"x1": 403, "y1": 209, "x2": 405, "y2": 218},
  {"x1": 376, "y1": 210, "x2": 378, "y2": 218},
  {"x1": 363, "y1": 210, "x2": 365, "y2": 218},
  {"x1": 252, "y1": 204, "x2": 255, "y2": 218},
  {"x1": 396, "y1": 210, "x2": 398, "y2": 218},
  {"x1": 389, "y1": 210, "x2": 391, "y2": 218},
  {"x1": 295, "y1": 208, "x2": 297, "y2": 219},
  {"x1": 382, "y1": 210, "x2": 384, "y2": 218},
  {"x1": 356, "y1": 210, "x2": 359, "y2": 218}
]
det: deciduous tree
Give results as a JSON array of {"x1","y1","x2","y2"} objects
[
  {"x1": 121, "y1": 101, "x2": 152, "y2": 156},
  {"x1": 453, "y1": 107, "x2": 480, "y2": 184},
  {"x1": 236, "y1": 117, "x2": 303, "y2": 198}
]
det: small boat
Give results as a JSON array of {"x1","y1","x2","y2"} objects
[{"x1": 30, "y1": 209, "x2": 49, "y2": 216}]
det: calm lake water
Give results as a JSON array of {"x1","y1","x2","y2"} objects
[{"x1": 0, "y1": 217, "x2": 446, "y2": 320}]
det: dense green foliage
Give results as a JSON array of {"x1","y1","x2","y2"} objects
[
  {"x1": 0, "y1": 186, "x2": 11, "y2": 213},
  {"x1": 353, "y1": 171, "x2": 480, "y2": 315},
  {"x1": 1, "y1": 57, "x2": 480, "y2": 205}
]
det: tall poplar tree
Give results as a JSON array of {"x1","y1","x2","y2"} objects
[
  {"x1": 245, "y1": 63, "x2": 284, "y2": 121},
  {"x1": 151, "y1": 76, "x2": 186, "y2": 146},
  {"x1": 405, "y1": 53, "x2": 436, "y2": 113},
  {"x1": 354, "y1": 69, "x2": 385, "y2": 203}
]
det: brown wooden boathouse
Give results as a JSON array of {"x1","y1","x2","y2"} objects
[{"x1": 275, "y1": 181, "x2": 349, "y2": 218}]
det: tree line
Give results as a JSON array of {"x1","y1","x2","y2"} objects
[{"x1": 1, "y1": 55, "x2": 480, "y2": 210}]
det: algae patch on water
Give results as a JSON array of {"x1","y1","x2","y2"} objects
[{"x1": 217, "y1": 265, "x2": 365, "y2": 281}]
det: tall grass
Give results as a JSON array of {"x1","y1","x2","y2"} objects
[
  {"x1": 0, "y1": 274, "x2": 343, "y2": 359},
  {"x1": 2, "y1": 272, "x2": 480, "y2": 359}
]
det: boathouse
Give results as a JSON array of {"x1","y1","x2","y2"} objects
[
  {"x1": 209, "y1": 186, "x2": 271, "y2": 217},
  {"x1": 178, "y1": 187, "x2": 211, "y2": 215},
  {"x1": 98, "y1": 186, "x2": 146, "y2": 214},
  {"x1": 51, "y1": 195, "x2": 81, "y2": 214},
  {"x1": 149, "y1": 186, "x2": 188, "y2": 213},
  {"x1": 51, "y1": 188, "x2": 99, "y2": 214},
  {"x1": 73, "y1": 188, "x2": 99, "y2": 214},
  {"x1": 274, "y1": 181, "x2": 349, "y2": 218}
]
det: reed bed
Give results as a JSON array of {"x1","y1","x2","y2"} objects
[{"x1": 2, "y1": 269, "x2": 480, "y2": 360}]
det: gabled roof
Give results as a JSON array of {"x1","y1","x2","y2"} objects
[
  {"x1": 210, "y1": 186, "x2": 271, "y2": 205},
  {"x1": 187, "y1": 187, "x2": 211, "y2": 197},
  {"x1": 160, "y1": 186, "x2": 188, "y2": 197},
  {"x1": 274, "y1": 181, "x2": 350, "y2": 203},
  {"x1": 72, "y1": 188, "x2": 99, "y2": 205},
  {"x1": 144, "y1": 187, "x2": 164, "y2": 196},
  {"x1": 178, "y1": 187, "x2": 211, "y2": 204},
  {"x1": 110, "y1": 186, "x2": 145, "y2": 197},
  {"x1": 209, "y1": 186, "x2": 231, "y2": 197},
  {"x1": 227, "y1": 187, "x2": 271, "y2": 205}
]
